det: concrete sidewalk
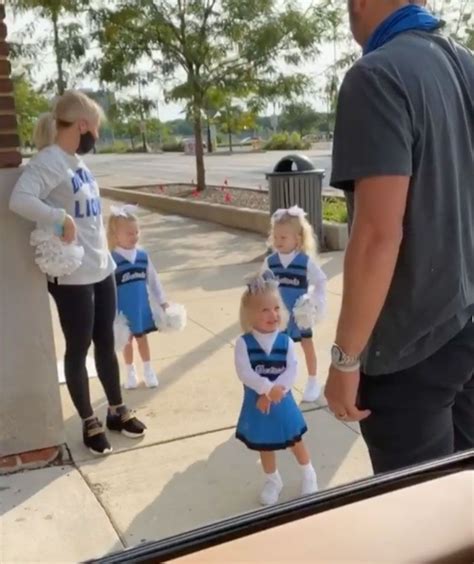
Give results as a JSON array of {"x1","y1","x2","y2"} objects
[{"x1": 0, "y1": 203, "x2": 371, "y2": 563}]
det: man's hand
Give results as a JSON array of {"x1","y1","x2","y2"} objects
[
  {"x1": 257, "y1": 395, "x2": 271, "y2": 415},
  {"x1": 325, "y1": 366, "x2": 371, "y2": 422},
  {"x1": 268, "y1": 385, "x2": 285, "y2": 404}
]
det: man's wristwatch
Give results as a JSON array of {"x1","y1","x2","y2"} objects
[{"x1": 331, "y1": 344, "x2": 360, "y2": 372}]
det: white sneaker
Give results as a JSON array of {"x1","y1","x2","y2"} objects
[
  {"x1": 302, "y1": 378, "x2": 321, "y2": 402},
  {"x1": 301, "y1": 467, "x2": 319, "y2": 496},
  {"x1": 124, "y1": 365, "x2": 139, "y2": 390},
  {"x1": 260, "y1": 472, "x2": 283, "y2": 506},
  {"x1": 143, "y1": 366, "x2": 159, "y2": 388}
]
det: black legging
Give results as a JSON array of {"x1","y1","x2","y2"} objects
[{"x1": 49, "y1": 274, "x2": 122, "y2": 419}]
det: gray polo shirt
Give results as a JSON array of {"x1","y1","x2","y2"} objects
[{"x1": 331, "y1": 31, "x2": 474, "y2": 376}]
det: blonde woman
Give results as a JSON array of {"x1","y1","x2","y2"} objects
[
  {"x1": 263, "y1": 206, "x2": 327, "y2": 403},
  {"x1": 9, "y1": 90, "x2": 146, "y2": 455}
]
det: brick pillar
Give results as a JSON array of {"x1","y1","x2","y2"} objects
[
  {"x1": 0, "y1": 5, "x2": 21, "y2": 168},
  {"x1": 0, "y1": 4, "x2": 64, "y2": 471}
]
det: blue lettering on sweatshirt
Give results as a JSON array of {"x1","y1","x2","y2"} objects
[
  {"x1": 71, "y1": 168, "x2": 95, "y2": 194},
  {"x1": 74, "y1": 197, "x2": 102, "y2": 219}
]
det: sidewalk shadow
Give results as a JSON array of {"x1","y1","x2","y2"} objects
[
  {"x1": 0, "y1": 466, "x2": 65, "y2": 518},
  {"x1": 61, "y1": 323, "x2": 241, "y2": 459},
  {"x1": 121, "y1": 410, "x2": 367, "y2": 547}
]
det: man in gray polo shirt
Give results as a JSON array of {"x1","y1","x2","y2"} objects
[{"x1": 325, "y1": 0, "x2": 474, "y2": 473}]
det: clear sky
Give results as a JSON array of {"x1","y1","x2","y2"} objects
[{"x1": 5, "y1": 3, "x2": 350, "y2": 121}]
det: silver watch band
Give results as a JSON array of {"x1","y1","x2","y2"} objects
[
  {"x1": 331, "y1": 343, "x2": 361, "y2": 372},
  {"x1": 332, "y1": 359, "x2": 361, "y2": 372}
]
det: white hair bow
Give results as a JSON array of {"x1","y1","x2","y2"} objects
[
  {"x1": 246, "y1": 270, "x2": 280, "y2": 294},
  {"x1": 110, "y1": 204, "x2": 139, "y2": 217},
  {"x1": 272, "y1": 205, "x2": 307, "y2": 221}
]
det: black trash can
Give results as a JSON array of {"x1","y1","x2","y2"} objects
[{"x1": 266, "y1": 154, "x2": 325, "y2": 248}]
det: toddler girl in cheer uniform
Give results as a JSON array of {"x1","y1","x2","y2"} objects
[
  {"x1": 235, "y1": 273, "x2": 318, "y2": 506},
  {"x1": 107, "y1": 205, "x2": 168, "y2": 389},
  {"x1": 262, "y1": 205, "x2": 327, "y2": 402}
]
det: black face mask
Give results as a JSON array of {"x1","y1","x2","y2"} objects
[{"x1": 77, "y1": 131, "x2": 96, "y2": 155}]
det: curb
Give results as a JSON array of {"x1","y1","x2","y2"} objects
[{"x1": 100, "y1": 186, "x2": 348, "y2": 251}]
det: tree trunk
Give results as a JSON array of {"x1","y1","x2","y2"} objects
[
  {"x1": 141, "y1": 130, "x2": 148, "y2": 153},
  {"x1": 206, "y1": 116, "x2": 213, "y2": 153},
  {"x1": 227, "y1": 106, "x2": 233, "y2": 153},
  {"x1": 137, "y1": 80, "x2": 149, "y2": 152},
  {"x1": 129, "y1": 125, "x2": 135, "y2": 150},
  {"x1": 52, "y1": 12, "x2": 65, "y2": 95},
  {"x1": 193, "y1": 107, "x2": 206, "y2": 191}
]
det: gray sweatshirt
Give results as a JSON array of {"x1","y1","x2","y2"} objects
[{"x1": 10, "y1": 144, "x2": 114, "y2": 285}]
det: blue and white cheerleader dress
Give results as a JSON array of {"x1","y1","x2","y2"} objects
[
  {"x1": 112, "y1": 247, "x2": 166, "y2": 337},
  {"x1": 235, "y1": 330, "x2": 307, "y2": 451},
  {"x1": 265, "y1": 251, "x2": 326, "y2": 342}
]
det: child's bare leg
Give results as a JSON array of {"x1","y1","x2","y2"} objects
[
  {"x1": 259, "y1": 451, "x2": 282, "y2": 506},
  {"x1": 260, "y1": 451, "x2": 277, "y2": 473},
  {"x1": 292, "y1": 440, "x2": 318, "y2": 495},
  {"x1": 138, "y1": 335, "x2": 158, "y2": 388},
  {"x1": 123, "y1": 339, "x2": 134, "y2": 365},
  {"x1": 291, "y1": 440, "x2": 311, "y2": 465},
  {"x1": 301, "y1": 338, "x2": 321, "y2": 402},
  {"x1": 136, "y1": 335, "x2": 151, "y2": 362},
  {"x1": 123, "y1": 338, "x2": 138, "y2": 389},
  {"x1": 301, "y1": 337, "x2": 317, "y2": 377}
]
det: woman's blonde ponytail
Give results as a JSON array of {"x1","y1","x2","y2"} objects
[{"x1": 33, "y1": 112, "x2": 56, "y2": 150}]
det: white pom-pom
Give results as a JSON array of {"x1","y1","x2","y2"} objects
[
  {"x1": 293, "y1": 293, "x2": 325, "y2": 330},
  {"x1": 30, "y1": 229, "x2": 51, "y2": 245},
  {"x1": 30, "y1": 228, "x2": 84, "y2": 277},
  {"x1": 114, "y1": 312, "x2": 131, "y2": 351},
  {"x1": 152, "y1": 303, "x2": 187, "y2": 333}
]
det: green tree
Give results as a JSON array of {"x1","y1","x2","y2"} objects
[
  {"x1": 13, "y1": 74, "x2": 49, "y2": 147},
  {"x1": 202, "y1": 85, "x2": 254, "y2": 152},
  {"x1": 432, "y1": 0, "x2": 473, "y2": 47},
  {"x1": 166, "y1": 118, "x2": 194, "y2": 138},
  {"x1": 8, "y1": 0, "x2": 90, "y2": 94},
  {"x1": 93, "y1": 0, "x2": 331, "y2": 190},
  {"x1": 109, "y1": 96, "x2": 158, "y2": 150},
  {"x1": 279, "y1": 102, "x2": 320, "y2": 136},
  {"x1": 328, "y1": 0, "x2": 472, "y2": 114},
  {"x1": 215, "y1": 103, "x2": 256, "y2": 152}
]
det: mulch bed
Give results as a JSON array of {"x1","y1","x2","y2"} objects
[{"x1": 140, "y1": 184, "x2": 270, "y2": 211}]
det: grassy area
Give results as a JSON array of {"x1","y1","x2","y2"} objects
[
  {"x1": 97, "y1": 141, "x2": 129, "y2": 154},
  {"x1": 264, "y1": 132, "x2": 311, "y2": 151},
  {"x1": 322, "y1": 197, "x2": 348, "y2": 223}
]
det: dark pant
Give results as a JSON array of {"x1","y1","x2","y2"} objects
[
  {"x1": 359, "y1": 318, "x2": 474, "y2": 474},
  {"x1": 49, "y1": 275, "x2": 122, "y2": 420}
]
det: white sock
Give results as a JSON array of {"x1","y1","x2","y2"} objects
[
  {"x1": 265, "y1": 470, "x2": 281, "y2": 484},
  {"x1": 308, "y1": 375, "x2": 317, "y2": 381},
  {"x1": 260, "y1": 470, "x2": 283, "y2": 506},
  {"x1": 142, "y1": 362, "x2": 159, "y2": 388},
  {"x1": 300, "y1": 462, "x2": 318, "y2": 495},
  {"x1": 300, "y1": 462, "x2": 315, "y2": 478},
  {"x1": 124, "y1": 365, "x2": 138, "y2": 389}
]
